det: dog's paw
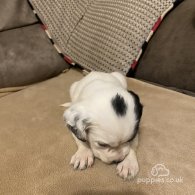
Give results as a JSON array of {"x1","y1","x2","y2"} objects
[
  {"x1": 116, "y1": 156, "x2": 139, "y2": 180},
  {"x1": 70, "y1": 148, "x2": 94, "y2": 170}
]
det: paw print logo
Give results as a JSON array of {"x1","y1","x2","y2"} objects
[{"x1": 151, "y1": 164, "x2": 170, "y2": 177}]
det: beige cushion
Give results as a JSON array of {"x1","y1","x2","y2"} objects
[{"x1": 0, "y1": 68, "x2": 194, "y2": 194}]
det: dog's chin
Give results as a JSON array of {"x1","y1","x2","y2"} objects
[
  {"x1": 96, "y1": 155, "x2": 114, "y2": 164},
  {"x1": 90, "y1": 146, "x2": 128, "y2": 164},
  {"x1": 94, "y1": 154, "x2": 114, "y2": 164}
]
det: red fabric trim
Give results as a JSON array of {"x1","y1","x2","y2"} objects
[
  {"x1": 64, "y1": 55, "x2": 73, "y2": 64},
  {"x1": 152, "y1": 17, "x2": 162, "y2": 32},
  {"x1": 131, "y1": 60, "x2": 138, "y2": 69},
  {"x1": 41, "y1": 24, "x2": 47, "y2": 30}
]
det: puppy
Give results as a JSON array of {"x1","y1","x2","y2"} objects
[{"x1": 62, "y1": 71, "x2": 143, "y2": 180}]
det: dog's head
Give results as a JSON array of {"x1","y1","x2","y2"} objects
[{"x1": 64, "y1": 90, "x2": 143, "y2": 164}]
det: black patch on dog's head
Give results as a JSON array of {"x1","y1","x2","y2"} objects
[
  {"x1": 127, "y1": 90, "x2": 143, "y2": 141},
  {"x1": 111, "y1": 93, "x2": 127, "y2": 117}
]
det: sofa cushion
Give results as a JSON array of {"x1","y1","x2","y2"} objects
[
  {"x1": 0, "y1": 24, "x2": 69, "y2": 88},
  {"x1": 0, "y1": 68, "x2": 194, "y2": 194},
  {"x1": 0, "y1": 0, "x2": 38, "y2": 31},
  {"x1": 29, "y1": 0, "x2": 183, "y2": 74},
  {"x1": 134, "y1": 0, "x2": 195, "y2": 93}
]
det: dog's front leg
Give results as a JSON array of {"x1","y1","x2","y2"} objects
[
  {"x1": 116, "y1": 148, "x2": 139, "y2": 180},
  {"x1": 70, "y1": 134, "x2": 94, "y2": 170},
  {"x1": 116, "y1": 135, "x2": 139, "y2": 180}
]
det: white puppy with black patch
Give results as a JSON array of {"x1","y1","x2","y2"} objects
[{"x1": 62, "y1": 71, "x2": 143, "y2": 180}]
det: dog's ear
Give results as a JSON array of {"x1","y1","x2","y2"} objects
[
  {"x1": 67, "y1": 118, "x2": 91, "y2": 142},
  {"x1": 128, "y1": 90, "x2": 143, "y2": 120},
  {"x1": 127, "y1": 90, "x2": 143, "y2": 141},
  {"x1": 63, "y1": 109, "x2": 91, "y2": 142}
]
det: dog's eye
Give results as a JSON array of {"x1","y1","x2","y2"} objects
[{"x1": 98, "y1": 142, "x2": 109, "y2": 148}]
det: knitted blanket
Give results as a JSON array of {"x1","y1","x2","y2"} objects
[{"x1": 29, "y1": 0, "x2": 182, "y2": 74}]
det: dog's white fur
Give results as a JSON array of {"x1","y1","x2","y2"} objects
[{"x1": 63, "y1": 71, "x2": 141, "y2": 180}]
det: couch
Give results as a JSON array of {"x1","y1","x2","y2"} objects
[{"x1": 0, "y1": 0, "x2": 194, "y2": 194}]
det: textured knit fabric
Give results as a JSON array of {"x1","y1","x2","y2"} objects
[{"x1": 29, "y1": 0, "x2": 178, "y2": 74}]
